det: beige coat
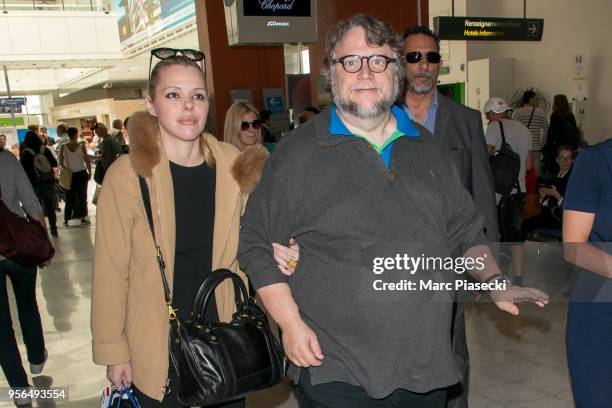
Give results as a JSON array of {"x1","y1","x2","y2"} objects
[{"x1": 91, "y1": 111, "x2": 269, "y2": 400}]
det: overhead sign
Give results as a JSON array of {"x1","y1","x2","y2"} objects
[
  {"x1": 0, "y1": 98, "x2": 25, "y2": 113},
  {"x1": 244, "y1": 0, "x2": 311, "y2": 17},
  {"x1": 434, "y1": 17, "x2": 544, "y2": 41},
  {"x1": 0, "y1": 106, "x2": 22, "y2": 114},
  {"x1": 0, "y1": 97, "x2": 26, "y2": 107},
  {"x1": 225, "y1": 0, "x2": 317, "y2": 45}
]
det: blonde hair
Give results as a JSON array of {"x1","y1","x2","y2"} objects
[
  {"x1": 148, "y1": 56, "x2": 215, "y2": 167},
  {"x1": 224, "y1": 102, "x2": 262, "y2": 151}
]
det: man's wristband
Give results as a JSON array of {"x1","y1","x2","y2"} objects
[
  {"x1": 483, "y1": 273, "x2": 503, "y2": 284},
  {"x1": 484, "y1": 273, "x2": 510, "y2": 292}
]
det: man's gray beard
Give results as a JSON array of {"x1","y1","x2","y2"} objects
[
  {"x1": 409, "y1": 77, "x2": 434, "y2": 94},
  {"x1": 331, "y1": 74, "x2": 400, "y2": 120},
  {"x1": 408, "y1": 71, "x2": 438, "y2": 94}
]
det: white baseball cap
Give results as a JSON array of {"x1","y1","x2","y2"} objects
[{"x1": 483, "y1": 97, "x2": 511, "y2": 114}]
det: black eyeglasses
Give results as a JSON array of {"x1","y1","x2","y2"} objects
[
  {"x1": 241, "y1": 120, "x2": 262, "y2": 131},
  {"x1": 405, "y1": 51, "x2": 442, "y2": 64},
  {"x1": 331, "y1": 55, "x2": 398, "y2": 73},
  {"x1": 148, "y1": 48, "x2": 206, "y2": 80}
]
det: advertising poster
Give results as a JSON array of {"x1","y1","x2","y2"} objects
[
  {"x1": 0, "y1": 127, "x2": 19, "y2": 147},
  {"x1": 115, "y1": 0, "x2": 195, "y2": 48}
]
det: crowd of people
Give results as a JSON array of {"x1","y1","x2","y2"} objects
[{"x1": 0, "y1": 12, "x2": 610, "y2": 408}]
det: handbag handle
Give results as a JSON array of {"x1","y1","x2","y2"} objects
[{"x1": 191, "y1": 269, "x2": 250, "y2": 324}]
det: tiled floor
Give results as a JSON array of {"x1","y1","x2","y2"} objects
[{"x1": 1, "y1": 200, "x2": 575, "y2": 407}]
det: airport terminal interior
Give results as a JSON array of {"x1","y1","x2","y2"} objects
[{"x1": 1, "y1": 0, "x2": 611, "y2": 407}]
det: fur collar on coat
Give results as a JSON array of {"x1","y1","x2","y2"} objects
[{"x1": 126, "y1": 110, "x2": 269, "y2": 192}]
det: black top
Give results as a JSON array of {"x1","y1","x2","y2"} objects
[
  {"x1": 170, "y1": 160, "x2": 217, "y2": 323},
  {"x1": 545, "y1": 111, "x2": 580, "y2": 153}
]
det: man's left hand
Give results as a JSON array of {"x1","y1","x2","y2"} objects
[{"x1": 490, "y1": 285, "x2": 549, "y2": 315}]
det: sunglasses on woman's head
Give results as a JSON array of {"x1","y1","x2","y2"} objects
[
  {"x1": 241, "y1": 120, "x2": 262, "y2": 131},
  {"x1": 405, "y1": 51, "x2": 442, "y2": 64},
  {"x1": 152, "y1": 48, "x2": 205, "y2": 61},
  {"x1": 148, "y1": 48, "x2": 206, "y2": 80}
]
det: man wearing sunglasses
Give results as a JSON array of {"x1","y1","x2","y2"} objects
[{"x1": 402, "y1": 26, "x2": 498, "y2": 408}]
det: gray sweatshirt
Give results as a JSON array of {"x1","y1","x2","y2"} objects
[{"x1": 238, "y1": 108, "x2": 485, "y2": 398}]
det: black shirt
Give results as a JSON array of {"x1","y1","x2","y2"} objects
[{"x1": 170, "y1": 160, "x2": 216, "y2": 322}]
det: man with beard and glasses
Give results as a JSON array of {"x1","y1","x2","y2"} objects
[
  {"x1": 238, "y1": 14, "x2": 548, "y2": 408},
  {"x1": 402, "y1": 26, "x2": 498, "y2": 408}
]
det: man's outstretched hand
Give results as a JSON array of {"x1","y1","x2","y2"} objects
[{"x1": 491, "y1": 284, "x2": 549, "y2": 316}]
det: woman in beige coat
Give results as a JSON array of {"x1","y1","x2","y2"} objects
[{"x1": 91, "y1": 53, "x2": 296, "y2": 407}]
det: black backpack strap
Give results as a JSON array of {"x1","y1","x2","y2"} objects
[
  {"x1": 138, "y1": 176, "x2": 173, "y2": 308},
  {"x1": 527, "y1": 107, "x2": 536, "y2": 128},
  {"x1": 499, "y1": 120, "x2": 507, "y2": 146},
  {"x1": 499, "y1": 121, "x2": 521, "y2": 194}
]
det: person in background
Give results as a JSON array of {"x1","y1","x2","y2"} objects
[
  {"x1": 485, "y1": 97, "x2": 533, "y2": 286},
  {"x1": 402, "y1": 25, "x2": 498, "y2": 408},
  {"x1": 522, "y1": 146, "x2": 574, "y2": 236},
  {"x1": 77, "y1": 131, "x2": 88, "y2": 147},
  {"x1": 91, "y1": 51, "x2": 297, "y2": 408},
  {"x1": 259, "y1": 109, "x2": 275, "y2": 143},
  {"x1": 110, "y1": 118, "x2": 128, "y2": 154},
  {"x1": 56, "y1": 122, "x2": 69, "y2": 146},
  {"x1": 1, "y1": 147, "x2": 53, "y2": 407},
  {"x1": 59, "y1": 127, "x2": 91, "y2": 226},
  {"x1": 40, "y1": 126, "x2": 57, "y2": 150},
  {"x1": 20, "y1": 131, "x2": 59, "y2": 237},
  {"x1": 225, "y1": 102, "x2": 264, "y2": 151},
  {"x1": 91, "y1": 122, "x2": 120, "y2": 185},
  {"x1": 563, "y1": 138, "x2": 612, "y2": 408},
  {"x1": 512, "y1": 146, "x2": 575, "y2": 282},
  {"x1": 543, "y1": 94, "x2": 580, "y2": 173},
  {"x1": 513, "y1": 90, "x2": 548, "y2": 174},
  {"x1": 39, "y1": 127, "x2": 49, "y2": 142},
  {"x1": 298, "y1": 106, "x2": 321, "y2": 125},
  {"x1": 0, "y1": 134, "x2": 6, "y2": 151},
  {"x1": 38, "y1": 126, "x2": 58, "y2": 160}
]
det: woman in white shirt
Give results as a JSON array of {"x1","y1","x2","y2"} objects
[{"x1": 59, "y1": 127, "x2": 92, "y2": 226}]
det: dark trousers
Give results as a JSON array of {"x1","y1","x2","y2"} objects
[
  {"x1": 296, "y1": 369, "x2": 446, "y2": 408},
  {"x1": 498, "y1": 193, "x2": 526, "y2": 242},
  {"x1": 64, "y1": 170, "x2": 89, "y2": 221},
  {"x1": 132, "y1": 365, "x2": 245, "y2": 408},
  {"x1": 446, "y1": 302, "x2": 469, "y2": 408},
  {"x1": 0, "y1": 259, "x2": 45, "y2": 387},
  {"x1": 521, "y1": 207, "x2": 561, "y2": 237},
  {"x1": 34, "y1": 182, "x2": 57, "y2": 232}
]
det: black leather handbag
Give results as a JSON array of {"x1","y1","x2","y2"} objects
[{"x1": 138, "y1": 177, "x2": 286, "y2": 406}]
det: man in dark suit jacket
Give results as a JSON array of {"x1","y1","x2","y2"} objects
[{"x1": 402, "y1": 26, "x2": 499, "y2": 408}]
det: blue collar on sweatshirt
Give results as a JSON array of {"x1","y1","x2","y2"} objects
[
  {"x1": 328, "y1": 105, "x2": 421, "y2": 169},
  {"x1": 329, "y1": 104, "x2": 420, "y2": 138}
]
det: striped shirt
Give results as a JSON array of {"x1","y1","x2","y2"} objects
[{"x1": 512, "y1": 106, "x2": 548, "y2": 151}]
